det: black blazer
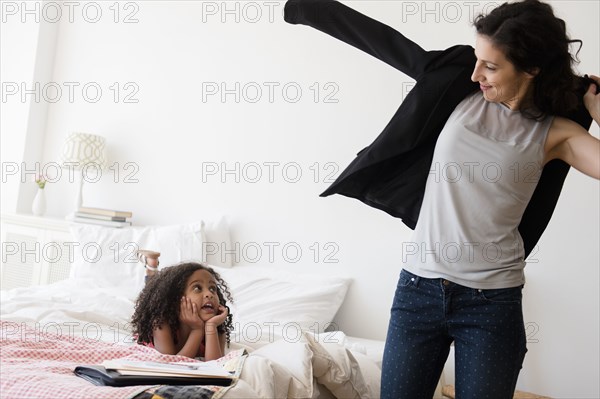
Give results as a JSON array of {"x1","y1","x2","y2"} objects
[{"x1": 284, "y1": 0, "x2": 593, "y2": 258}]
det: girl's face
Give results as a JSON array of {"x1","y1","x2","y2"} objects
[
  {"x1": 184, "y1": 269, "x2": 221, "y2": 321},
  {"x1": 471, "y1": 34, "x2": 537, "y2": 110}
]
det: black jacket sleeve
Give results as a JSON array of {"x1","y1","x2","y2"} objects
[{"x1": 284, "y1": 0, "x2": 440, "y2": 80}]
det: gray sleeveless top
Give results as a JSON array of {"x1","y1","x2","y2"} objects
[{"x1": 403, "y1": 91, "x2": 554, "y2": 289}]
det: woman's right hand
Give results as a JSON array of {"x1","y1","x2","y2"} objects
[
  {"x1": 583, "y1": 74, "x2": 600, "y2": 124},
  {"x1": 179, "y1": 296, "x2": 205, "y2": 330}
]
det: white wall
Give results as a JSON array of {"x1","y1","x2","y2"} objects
[
  {"x1": 1, "y1": 7, "x2": 42, "y2": 213},
  {"x1": 3, "y1": 0, "x2": 598, "y2": 396}
]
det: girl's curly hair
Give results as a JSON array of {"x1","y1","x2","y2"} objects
[
  {"x1": 473, "y1": 0, "x2": 584, "y2": 120},
  {"x1": 131, "y1": 262, "x2": 234, "y2": 348}
]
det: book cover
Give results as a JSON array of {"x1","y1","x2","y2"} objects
[
  {"x1": 74, "y1": 349, "x2": 245, "y2": 387},
  {"x1": 78, "y1": 207, "x2": 133, "y2": 218}
]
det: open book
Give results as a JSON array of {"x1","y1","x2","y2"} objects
[
  {"x1": 74, "y1": 358, "x2": 236, "y2": 387},
  {"x1": 102, "y1": 359, "x2": 235, "y2": 378}
]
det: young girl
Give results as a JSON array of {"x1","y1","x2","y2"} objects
[
  {"x1": 285, "y1": 0, "x2": 598, "y2": 397},
  {"x1": 131, "y1": 262, "x2": 234, "y2": 360}
]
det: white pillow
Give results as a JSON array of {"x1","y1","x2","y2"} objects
[
  {"x1": 203, "y1": 215, "x2": 233, "y2": 268},
  {"x1": 211, "y1": 265, "x2": 351, "y2": 336},
  {"x1": 68, "y1": 222, "x2": 205, "y2": 293}
]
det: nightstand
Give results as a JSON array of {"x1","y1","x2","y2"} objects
[{"x1": 1, "y1": 213, "x2": 73, "y2": 290}]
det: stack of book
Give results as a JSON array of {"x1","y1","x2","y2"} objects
[{"x1": 71, "y1": 207, "x2": 133, "y2": 228}]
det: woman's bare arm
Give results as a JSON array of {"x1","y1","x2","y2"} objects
[{"x1": 545, "y1": 117, "x2": 600, "y2": 179}]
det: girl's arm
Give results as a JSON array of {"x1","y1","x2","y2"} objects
[
  {"x1": 152, "y1": 324, "x2": 205, "y2": 358},
  {"x1": 203, "y1": 306, "x2": 229, "y2": 361},
  {"x1": 153, "y1": 297, "x2": 206, "y2": 358},
  {"x1": 151, "y1": 323, "x2": 178, "y2": 355},
  {"x1": 203, "y1": 329, "x2": 226, "y2": 361},
  {"x1": 177, "y1": 297, "x2": 206, "y2": 358},
  {"x1": 284, "y1": 0, "x2": 445, "y2": 79},
  {"x1": 176, "y1": 329, "x2": 205, "y2": 358}
]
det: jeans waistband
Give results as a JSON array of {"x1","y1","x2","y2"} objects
[{"x1": 401, "y1": 268, "x2": 524, "y2": 292}]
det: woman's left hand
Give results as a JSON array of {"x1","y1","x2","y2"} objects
[{"x1": 583, "y1": 74, "x2": 600, "y2": 124}]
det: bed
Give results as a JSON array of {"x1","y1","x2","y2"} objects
[{"x1": 0, "y1": 218, "x2": 384, "y2": 399}]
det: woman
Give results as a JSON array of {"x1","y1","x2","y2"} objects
[{"x1": 284, "y1": 0, "x2": 599, "y2": 397}]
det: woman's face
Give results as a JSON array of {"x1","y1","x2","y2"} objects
[{"x1": 471, "y1": 34, "x2": 536, "y2": 110}]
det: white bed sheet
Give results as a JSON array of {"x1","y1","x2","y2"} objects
[
  {"x1": 1, "y1": 278, "x2": 137, "y2": 344},
  {"x1": 1, "y1": 279, "x2": 383, "y2": 399}
]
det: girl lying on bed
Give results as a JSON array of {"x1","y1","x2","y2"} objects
[{"x1": 130, "y1": 261, "x2": 234, "y2": 360}]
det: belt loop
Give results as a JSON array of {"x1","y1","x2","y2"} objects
[
  {"x1": 413, "y1": 275, "x2": 420, "y2": 288},
  {"x1": 408, "y1": 273, "x2": 420, "y2": 288}
]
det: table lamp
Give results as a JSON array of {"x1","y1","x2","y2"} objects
[{"x1": 61, "y1": 132, "x2": 107, "y2": 216}]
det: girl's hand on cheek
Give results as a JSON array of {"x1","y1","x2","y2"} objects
[
  {"x1": 206, "y1": 305, "x2": 228, "y2": 328},
  {"x1": 179, "y1": 297, "x2": 205, "y2": 330}
]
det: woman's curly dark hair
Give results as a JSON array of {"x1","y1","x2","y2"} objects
[
  {"x1": 131, "y1": 262, "x2": 234, "y2": 348},
  {"x1": 473, "y1": 0, "x2": 584, "y2": 119}
]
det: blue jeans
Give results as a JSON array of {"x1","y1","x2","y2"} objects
[{"x1": 381, "y1": 269, "x2": 527, "y2": 399}]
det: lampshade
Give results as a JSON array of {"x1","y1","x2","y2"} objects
[{"x1": 61, "y1": 132, "x2": 107, "y2": 169}]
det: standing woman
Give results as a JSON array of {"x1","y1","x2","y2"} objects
[{"x1": 284, "y1": 0, "x2": 599, "y2": 398}]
